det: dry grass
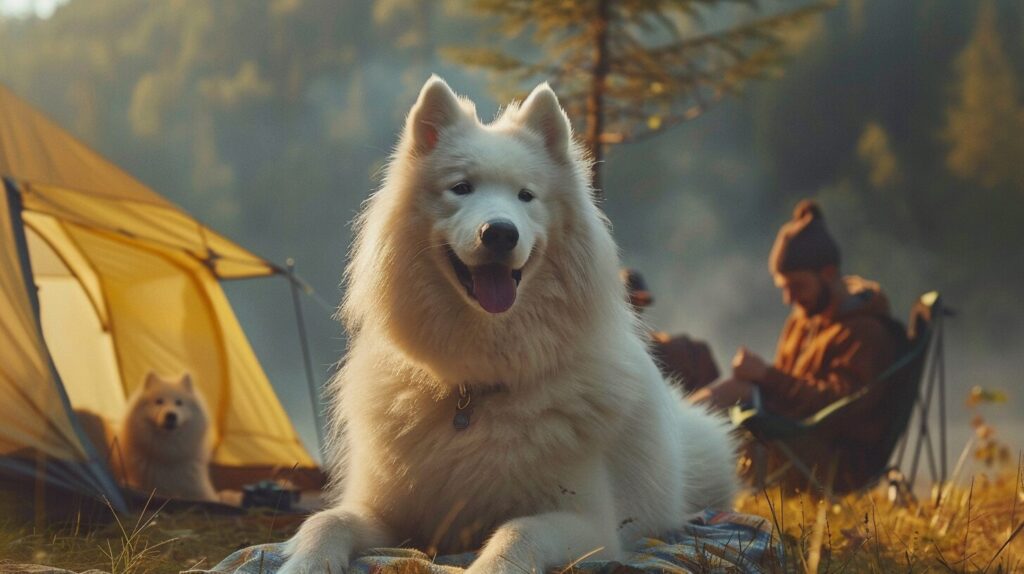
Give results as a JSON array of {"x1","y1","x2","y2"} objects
[
  {"x1": 0, "y1": 495, "x2": 304, "y2": 574},
  {"x1": 1, "y1": 465, "x2": 1020, "y2": 573},
  {"x1": 735, "y1": 460, "x2": 1024, "y2": 573}
]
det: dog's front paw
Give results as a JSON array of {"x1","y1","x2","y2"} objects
[
  {"x1": 278, "y1": 511, "x2": 353, "y2": 574},
  {"x1": 278, "y1": 540, "x2": 350, "y2": 574}
]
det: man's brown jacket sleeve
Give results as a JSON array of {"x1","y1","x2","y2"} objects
[{"x1": 758, "y1": 317, "x2": 896, "y2": 419}]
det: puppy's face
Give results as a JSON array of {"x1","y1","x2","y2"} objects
[
  {"x1": 405, "y1": 78, "x2": 574, "y2": 315},
  {"x1": 135, "y1": 373, "x2": 202, "y2": 432}
]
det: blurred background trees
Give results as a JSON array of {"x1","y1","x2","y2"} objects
[{"x1": 943, "y1": 0, "x2": 1024, "y2": 190}]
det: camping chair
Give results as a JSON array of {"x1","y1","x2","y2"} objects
[{"x1": 729, "y1": 291, "x2": 951, "y2": 495}]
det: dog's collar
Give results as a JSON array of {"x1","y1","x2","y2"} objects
[{"x1": 452, "y1": 382, "x2": 508, "y2": 431}]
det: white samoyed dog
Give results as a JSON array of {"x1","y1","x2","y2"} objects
[
  {"x1": 118, "y1": 372, "x2": 218, "y2": 502},
  {"x1": 280, "y1": 76, "x2": 736, "y2": 573}
]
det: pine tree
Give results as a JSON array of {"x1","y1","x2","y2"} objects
[
  {"x1": 447, "y1": 0, "x2": 833, "y2": 195},
  {"x1": 943, "y1": 0, "x2": 1024, "y2": 190}
]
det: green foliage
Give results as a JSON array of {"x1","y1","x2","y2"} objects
[
  {"x1": 943, "y1": 0, "x2": 1024, "y2": 190},
  {"x1": 448, "y1": 0, "x2": 834, "y2": 167},
  {"x1": 856, "y1": 121, "x2": 900, "y2": 188}
]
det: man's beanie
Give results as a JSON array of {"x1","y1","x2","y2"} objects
[{"x1": 769, "y1": 199, "x2": 841, "y2": 273}]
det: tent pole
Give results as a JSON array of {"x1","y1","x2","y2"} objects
[
  {"x1": 287, "y1": 258, "x2": 325, "y2": 458},
  {"x1": 5, "y1": 179, "x2": 41, "y2": 320},
  {"x1": 3, "y1": 178, "x2": 130, "y2": 513}
]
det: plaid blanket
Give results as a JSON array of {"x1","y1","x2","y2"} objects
[{"x1": 194, "y1": 509, "x2": 782, "y2": 573}]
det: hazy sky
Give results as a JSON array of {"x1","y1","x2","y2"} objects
[{"x1": 0, "y1": 0, "x2": 65, "y2": 19}]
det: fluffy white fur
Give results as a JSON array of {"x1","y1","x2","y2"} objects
[
  {"x1": 118, "y1": 372, "x2": 217, "y2": 502},
  {"x1": 280, "y1": 76, "x2": 737, "y2": 573}
]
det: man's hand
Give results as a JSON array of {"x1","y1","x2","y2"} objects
[
  {"x1": 732, "y1": 346, "x2": 769, "y2": 382},
  {"x1": 689, "y1": 377, "x2": 756, "y2": 409}
]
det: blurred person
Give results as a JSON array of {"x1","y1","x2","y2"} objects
[
  {"x1": 622, "y1": 269, "x2": 720, "y2": 391},
  {"x1": 690, "y1": 200, "x2": 907, "y2": 488}
]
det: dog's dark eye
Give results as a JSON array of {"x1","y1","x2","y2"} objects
[
  {"x1": 518, "y1": 189, "x2": 535, "y2": 203},
  {"x1": 175, "y1": 399, "x2": 183, "y2": 407},
  {"x1": 155, "y1": 398, "x2": 164, "y2": 405},
  {"x1": 450, "y1": 181, "x2": 473, "y2": 196}
]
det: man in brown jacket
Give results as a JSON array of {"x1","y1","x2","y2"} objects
[{"x1": 692, "y1": 199, "x2": 907, "y2": 490}]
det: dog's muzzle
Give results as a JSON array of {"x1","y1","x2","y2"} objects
[
  {"x1": 446, "y1": 246, "x2": 523, "y2": 314},
  {"x1": 161, "y1": 412, "x2": 179, "y2": 430}
]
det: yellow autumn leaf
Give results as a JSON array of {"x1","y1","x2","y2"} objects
[{"x1": 967, "y1": 385, "x2": 1008, "y2": 406}]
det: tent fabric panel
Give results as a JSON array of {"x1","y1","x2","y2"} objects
[
  {"x1": 0, "y1": 450, "x2": 113, "y2": 493},
  {"x1": 35, "y1": 275, "x2": 125, "y2": 429},
  {"x1": 21, "y1": 183, "x2": 275, "y2": 280},
  {"x1": 24, "y1": 224, "x2": 69, "y2": 276},
  {"x1": 210, "y1": 464, "x2": 324, "y2": 491},
  {"x1": 0, "y1": 455, "x2": 84, "y2": 493},
  {"x1": 197, "y1": 271, "x2": 315, "y2": 468},
  {"x1": 65, "y1": 225, "x2": 314, "y2": 468},
  {"x1": 0, "y1": 451, "x2": 128, "y2": 510},
  {"x1": 209, "y1": 256, "x2": 280, "y2": 280},
  {"x1": 24, "y1": 212, "x2": 109, "y2": 326},
  {"x1": 65, "y1": 227, "x2": 228, "y2": 437},
  {"x1": 0, "y1": 184, "x2": 89, "y2": 462},
  {"x1": 0, "y1": 85, "x2": 171, "y2": 208}
]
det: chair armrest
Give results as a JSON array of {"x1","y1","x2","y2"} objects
[
  {"x1": 731, "y1": 384, "x2": 876, "y2": 440},
  {"x1": 728, "y1": 386, "x2": 762, "y2": 427},
  {"x1": 729, "y1": 387, "x2": 811, "y2": 440}
]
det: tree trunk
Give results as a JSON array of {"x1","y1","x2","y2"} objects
[{"x1": 584, "y1": 0, "x2": 611, "y2": 199}]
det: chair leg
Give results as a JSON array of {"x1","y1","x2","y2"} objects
[
  {"x1": 936, "y1": 319, "x2": 948, "y2": 484},
  {"x1": 910, "y1": 346, "x2": 939, "y2": 485},
  {"x1": 885, "y1": 467, "x2": 915, "y2": 506}
]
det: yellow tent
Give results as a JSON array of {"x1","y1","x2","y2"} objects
[{"x1": 0, "y1": 84, "x2": 318, "y2": 510}]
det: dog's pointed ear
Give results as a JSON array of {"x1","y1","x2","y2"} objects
[
  {"x1": 518, "y1": 83, "x2": 572, "y2": 163},
  {"x1": 407, "y1": 75, "x2": 463, "y2": 156},
  {"x1": 144, "y1": 371, "x2": 160, "y2": 390},
  {"x1": 180, "y1": 373, "x2": 194, "y2": 392}
]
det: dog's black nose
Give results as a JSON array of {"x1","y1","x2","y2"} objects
[
  {"x1": 163, "y1": 412, "x2": 178, "y2": 429},
  {"x1": 479, "y1": 220, "x2": 519, "y2": 253}
]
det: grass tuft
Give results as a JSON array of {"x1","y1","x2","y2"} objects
[{"x1": 735, "y1": 462, "x2": 1024, "y2": 572}]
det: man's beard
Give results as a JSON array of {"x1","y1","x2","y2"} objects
[{"x1": 803, "y1": 277, "x2": 832, "y2": 317}]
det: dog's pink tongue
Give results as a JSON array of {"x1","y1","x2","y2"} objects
[{"x1": 471, "y1": 265, "x2": 517, "y2": 314}]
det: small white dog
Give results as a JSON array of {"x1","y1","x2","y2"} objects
[
  {"x1": 118, "y1": 372, "x2": 218, "y2": 502},
  {"x1": 280, "y1": 76, "x2": 736, "y2": 573}
]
